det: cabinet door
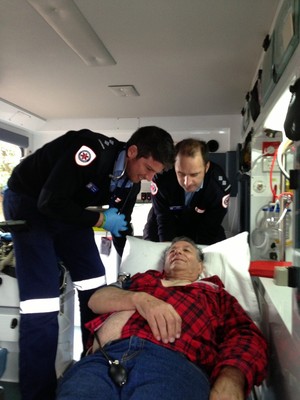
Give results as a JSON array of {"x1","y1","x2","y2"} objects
[
  {"x1": 0, "y1": 273, "x2": 19, "y2": 307},
  {"x1": 273, "y1": 0, "x2": 300, "y2": 82},
  {"x1": 0, "y1": 308, "x2": 19, "y2": 342},
  {"x1": 261, "y1": 34, "x2": 276, "y2": 106},
  {"x1": 241, "y1": 98, "x2": 251, "y2": 134}
]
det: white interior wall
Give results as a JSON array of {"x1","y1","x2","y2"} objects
[{"x1": 30, "y1": 114, "x2": 242, "y2": 152}]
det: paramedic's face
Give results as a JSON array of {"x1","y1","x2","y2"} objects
[
  {"x1": 164, "y1": 241, "x2": 203, "y2": 282},
  {"x1": 126, "y1": 145, "x2": 164, "y2": 183},
  {"x1": 175, "y1": 153, "x2": 209, "y2": 192}
]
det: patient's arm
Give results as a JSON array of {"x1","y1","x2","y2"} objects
[
  {"x1": 209, "y1": 366, "x2": 245, "y2": 400},
  {"x1": 88, "y1": 286, "x2": 182, "y2": 343}
]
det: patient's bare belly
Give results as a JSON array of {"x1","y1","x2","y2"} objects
[
  {"x1": 92, "y1": 280, "x2": 189, "y2": 352},
  {"x1": 92, "y1": 310, "x2": 135, "y2": 352}
]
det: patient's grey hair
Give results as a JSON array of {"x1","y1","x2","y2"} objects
[{"x1": 164, "y1": 236, "x2": 204, "y2": 262}]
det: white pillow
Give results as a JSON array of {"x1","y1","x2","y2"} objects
[{"x1": 120, "y1": 232, "x2": 260, "y2": 322}]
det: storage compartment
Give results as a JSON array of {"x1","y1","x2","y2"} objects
[
  {"x1": 261, "y1": 0, "x2": 300, "y2": 106},
  {"x1": 0, "y1": 340, "x2": 19, "y2": 382},
  {"x1": 0, "y1": 308, "x2": 19, "y2": 342},
  {"x1": 55, "y1": 282, "x2": 75, "y2": 378},
  {"x1": 241, "y1": 93, "x2": 251, "y2": 134},
  {"x1": 273, "y1": 0, "x2": 300, "y2": 82},
  {"x1": 0, "y1": 272, "x2": 75, "y2": 383},
  {"x1": 261, "y1": 34, "x2": 276, "y2": 106},
  {"x1": 255, "y1": 278, "x2": 300, "y2": 400},
  {"x1": 0, "y1": 273, "x2": 19, "y2": 308}
]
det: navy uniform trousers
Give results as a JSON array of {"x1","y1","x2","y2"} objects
[{"x1": 3, "y1": 188, "x2": 106, "y2": 400}]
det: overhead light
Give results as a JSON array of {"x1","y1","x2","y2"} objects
[
  {"x1": 264, "y1": 88, "x2": 291, "y2": 133},
  {"x1": 9, "y1": 111, "x2": 32, "y2": 126},
  {"x1": 0, "y1": 98, "x2": 45, "y2": 130},
  {"x1": 26, "y1": 0, "x2": 116, "y2": 66},
  {"x1": 109, "y1": 85, "x2": 140, "y2": 97}
]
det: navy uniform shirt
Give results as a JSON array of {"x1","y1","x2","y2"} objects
[
  {"x1": 8, "y1": 129, "x2": 140, "y2": 254},
  {"x1": 144, "y1": 161, "x2": 231, "y2": 245}
]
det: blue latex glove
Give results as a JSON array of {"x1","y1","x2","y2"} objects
[
  {"x1": 102, "y1": 208, "x2": 128, "y2": 237},
  {"x1": 0, "y1": 232, "x2": 12, "y2": 241}
]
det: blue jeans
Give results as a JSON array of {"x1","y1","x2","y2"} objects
[{"x1": 56, "y1": 336, "x2": 210, "y2": 400}]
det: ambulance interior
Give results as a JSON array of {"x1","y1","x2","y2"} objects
[{"x1": 0, "y1": 1, "x2": 300, "y2": 399}]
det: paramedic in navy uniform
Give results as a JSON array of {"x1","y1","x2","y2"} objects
[
  {"x1": 3, "y1": 126, "x2": 174, "y2": 400},
  {"x1": 143, "y1": 138, "x2": 231, "y2": 244}
]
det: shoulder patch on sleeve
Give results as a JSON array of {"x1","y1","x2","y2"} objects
[
  {"x1": 150, "y1": 181, "x2": 158, "y2": 195},
  {"x1": 222, "y1": 194, "x2": 230, "y2": 208},
  {"x1": 75, "y1": 146, "x2": 96, "y2": 166}
]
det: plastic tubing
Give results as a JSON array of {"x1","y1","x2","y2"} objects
[{"x1": 276, "y1": 139, "x2": 293, "y2": 179}]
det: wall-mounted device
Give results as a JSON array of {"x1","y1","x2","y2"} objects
[{"x1": 262, "y1": 141, "x2": 281, "y2": 172}]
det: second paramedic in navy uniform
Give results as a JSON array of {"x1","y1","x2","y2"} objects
[
  {"x1": 143, "y1": 138, "x2": 231, "y2": 245},
  {"x1": 3, "y1": 126, "x2": 174, "y2": 400}
]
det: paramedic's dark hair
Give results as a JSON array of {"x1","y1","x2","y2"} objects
[
  {"x1": 126, "y1": 126, "x2": 175, "y2": 170},
  {"x1": 175, "y1": 139, "x2": 209, "y2": 165},
  {"x1": 165, "y1": 236, "x2": 204, "y2": 262}
]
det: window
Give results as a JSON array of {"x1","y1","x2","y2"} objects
[{"x1": 0, "y1": 140, "x2": 23, "y2": 221}]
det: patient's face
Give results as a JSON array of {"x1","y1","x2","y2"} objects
[
  {"x1": 164, "y1": 241, "x2": 203, "y2": 282},
  {"x1": 175, "y1": 153, "x2": 209, "y2": 192}
]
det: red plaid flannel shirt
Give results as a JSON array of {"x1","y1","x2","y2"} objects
[{"x1": 86, "y1": 270, "x2": 267, "y2": 394}]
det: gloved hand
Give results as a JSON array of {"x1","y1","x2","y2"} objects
[{"x1": 102, "y1": 208, "x2": 128, "y2": 237}]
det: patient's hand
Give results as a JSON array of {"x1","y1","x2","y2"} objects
[
  {"x1": 132, "y1": 292, "x2": 182, "y2": 344},
  {"x1": 209, "y1": 366, "x2": 245, "y2": 400}
]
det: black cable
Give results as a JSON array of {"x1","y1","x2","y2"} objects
[{"x1": 94, "y1": 333, "x2": 127, "y2": 387}]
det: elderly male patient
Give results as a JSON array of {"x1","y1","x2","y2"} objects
[{"x1": 56, "y1": 237, "x2": 267, "y2": 400}]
